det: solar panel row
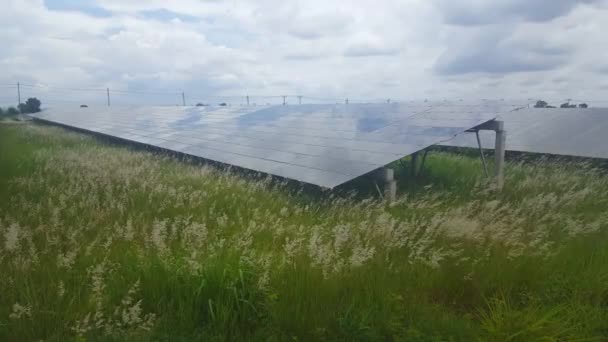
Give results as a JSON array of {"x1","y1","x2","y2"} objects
[
  {"x1": 444, "y1": 108, "x2": 608, "y2": 159},
  {"x1": 31, "y1": 102, "x2": 520, "y2": 187}
]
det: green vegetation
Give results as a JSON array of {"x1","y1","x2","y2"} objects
[
  {"x1": 17, "y1": 97, "x2": 42, "y2": 114},
  {"x1": 1, "y1": 97, "x2": 41, "y2": 118},
  {"x1": 1, "y1": 122, "x2": 607, "y2": 341},
  {"x1": 1, "y1": 106, "x2": 20, "y2": 116}
]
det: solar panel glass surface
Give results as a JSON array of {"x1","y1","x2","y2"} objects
[
  {"x1": 444, "y1": 108, "x2": 608, "y2": 159},
  {"x1": 32, "y1": 102, "x2": 522, "y2": 187}
]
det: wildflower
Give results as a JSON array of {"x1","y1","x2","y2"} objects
[
  {"x1": 4, "y1": 222, "x2": 21, "y2": 251},
  {"x1": 58, "y1": 281, "x2": 66, "y2": 298},
  {"x1": 9, "y1": 303, "x2": 32, "y2": 320},
  {"x1": 349, "y1": 244, "x2": 375, "y2": 268}
]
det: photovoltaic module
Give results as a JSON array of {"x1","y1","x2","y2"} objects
[{"x1": 32, "y1": 102, "x2": 522, "y2": 187}]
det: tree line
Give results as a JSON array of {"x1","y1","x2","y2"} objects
[
  {"x1": 0, "y1": 97, "x2": 41, "y2": 117},
  {"x1": 534, "y1": 100, "x2": 588, "y2": 109}
]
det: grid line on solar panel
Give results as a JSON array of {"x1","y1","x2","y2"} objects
[
  {"x1": 156, "y1": 129, "x2": 424, "y2": 155},
  {"x1": 178, "y1": 145, "x2": 353, "y2": 187},
  {"x1": 153, "y1": 136, "x2": 395, "y2": 175},
  {"x1": 152, "y1": 125, "x2": 447, "y2": 147}
]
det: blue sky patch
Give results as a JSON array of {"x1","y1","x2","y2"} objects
[
  {"x1": 44, "y1": 0, "x2": 113, "y2": 18},
  {"x1": 139, "y1": 9, "x2": 199, "y2": 23}
]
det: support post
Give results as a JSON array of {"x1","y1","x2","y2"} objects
[
  {"x1": 475, "y1": 131, "x2": 489, "y2": 177},
  {"x1": 246, "y1": 95, "x2": 250, "y2": 106},
  {"x1": 106, "y1": 88, "x2": 110, "y2": 107},
  {"x1": 494, "y1": 121, "x2": 506, "y2": 189},
  {"x1": 375, "y1": 168, "x2": 397, "y2": 202},
  {"x1": 298, "y1": 96, "x2": 302, "y2": 105},
  {"x1": 282, "y1": 96, "x2": 286, "y2": 105},
  {"x1": 17, "y1": 82, "x2": 21, "y2": 105},
  {"x1": 182, "y1": 92, "x2": 186, "y2": 106},
  {"x1": 467, "y1": 119, "x2": 507, "y2": 189}
]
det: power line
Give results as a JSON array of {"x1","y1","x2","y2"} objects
[
  {"x1": 20, "y1": 83, "x2": 107, "y2": 92},
  {"x1": 109, "y1": 89, "x2": 182, "y2": 95},
  {"x1": 17, "y1": 82, "x2": 185, "y2": 95},
  {"x1": 190, "y1": 95, "x2": 285, "y2": 99},
  {"x1": 17, "y1": 88, "x2": 106, "y2": 95},
  {"x1": 41, "y1": 86, "x2": 105, "y2": 92},
  {"x1": 301, "y1": 96, "x2": 341, "y2": 102}
]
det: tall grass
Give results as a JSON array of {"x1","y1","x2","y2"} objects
[{"x1": 1, "y1": 122, "x2": 607, "y2": 341}]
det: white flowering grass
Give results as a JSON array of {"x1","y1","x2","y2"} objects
[{"x1": 1, "y1": 122, "x2": 607, "y2": 340}]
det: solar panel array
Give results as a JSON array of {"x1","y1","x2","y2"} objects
[
  {"x1": 445, "y1": 107, "x2": 608, "y2": 159},
  {"x1": 31, "y1": 102, "x2": 521, "y2": 188}
]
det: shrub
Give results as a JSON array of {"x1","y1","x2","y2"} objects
[
  {"x1": 560, "y1": 102, "x2": 576, "y2": 109},
  {"x1": 0, "y1": 107, "x2": 4, "y2": 116},
  {"x1": 17, "y1": 97, "x2": 41, "y2": 114},
  {"x1": 6, "y1": 107, "x2": 19, "y2": 115}
]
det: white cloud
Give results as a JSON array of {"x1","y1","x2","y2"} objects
[
  {"x1": 432, "y1": 0, "x2": 604, "y2": 26},
  {"x1": 344, "y1": 33, "x2": 401, "y2": 57},
  {"x1": 0, "y1": 0, "x2": 607, "y2": 107}
]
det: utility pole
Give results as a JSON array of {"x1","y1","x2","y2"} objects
[
  {"x1": 106, "y1": 88, "x2": 111, "y2": 107},
  {"x1": 17, "y1": 82, "x2": 21, "y2": 105},
  {"x1": 246, "y1": 95, "x2": 250, "y2": 106},
  {"x1": 182, "y1": 92, "x2": 186, "y2": 106},
  {"x1": 345, "y1": 98, "x2": 349, "y2": 105},
  {"x1": 282, "y1": 95, "x2": 286, "y2": 105},
  {"x1": 298, "y1": 96, "x2": 302, "y2": 105}
]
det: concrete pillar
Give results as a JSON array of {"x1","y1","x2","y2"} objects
[
  {"x1": 493, "y1": 121, "x2": 506, "y2": 189},
  {"x1": 376, "y1": 167, "x2": 397, "y2": 202}
]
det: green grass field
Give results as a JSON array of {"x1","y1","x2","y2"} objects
[{"x1": 1, "y1": 121, "x2": 608, "y2": 341}]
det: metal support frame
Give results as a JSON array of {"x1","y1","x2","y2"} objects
[
  {"x1": 466, "y1": 119, "x2": 506, "y2": 189},
  {"x1": 370, "y1": 119, "x2": 505, "y2": 201},
  {"x1": 475, "y1": 131, "x2": 489, "y2": 177}
]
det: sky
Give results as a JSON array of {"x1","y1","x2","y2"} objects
[{"x1": 1, "y1": 0, "x2": 608, "y2": 106}]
